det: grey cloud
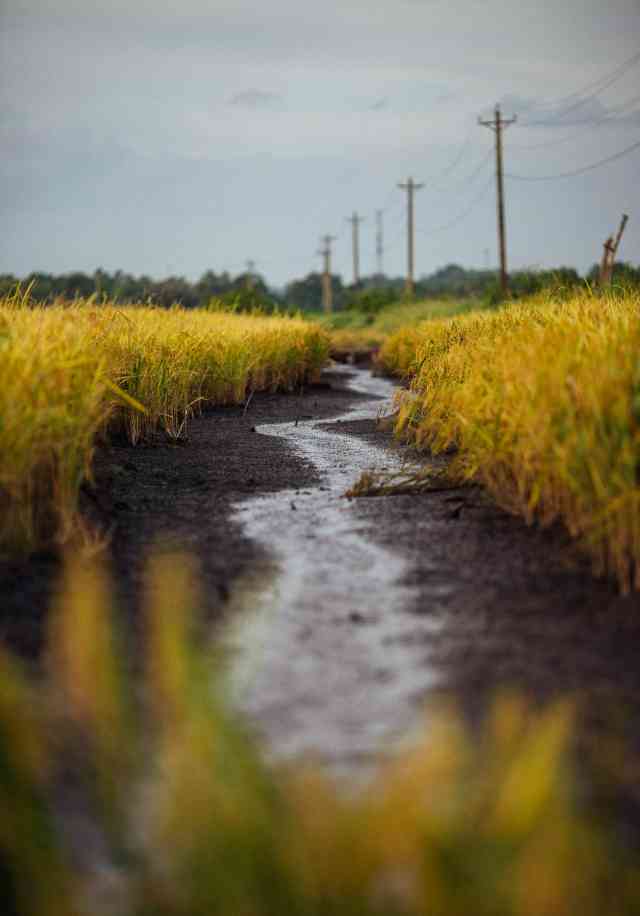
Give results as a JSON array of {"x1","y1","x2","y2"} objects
[
  {"x1": 229, "y1": 89, "x2": 282, "y2": 109},
  {"x1": 621, "y1": 106, "x2": 640, "y2": 126},
  {"x1": 524, "y1": 97, "x2": 611, "y2": 127},
  {"x1": 435, "y1": 91, "x2": 458, "y2": 103},
  {"x1": 3, "y1": 0, "x2": 640, "y2": 285},
  {"x1": 502, "y1": 93, "x2": 640, "y2": 129}
]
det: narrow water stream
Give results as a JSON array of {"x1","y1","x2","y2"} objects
[{"x1": 223, "y1": 367, "x2": 441, "y2": 772}]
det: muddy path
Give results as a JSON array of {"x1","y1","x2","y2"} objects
[
  {"x1": 0, "y1": 369, "x2": 373, "y2": 659},
  {"x1": 222, "y1": 367, "x2": 640, "y2": 785},
  {"x1": 223, "y1": 368, "x2": 439, "y2": 771},
  {"x1": 2, "y1": 365, "x2": 640, "y2": 791}
]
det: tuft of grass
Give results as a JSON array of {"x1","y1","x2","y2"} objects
[
  {"x1": 1, "y1": 554, "x2": 639, "y2": 915},
  {"x1": 0, "y1": 293, "x2": 329, "y2": 553},
  {"x1": 345, "y1": 464, "x2": 458, "y2": 498},
  {"x1": 379, "y1": 287, "x2": 640, "y2": 591}
]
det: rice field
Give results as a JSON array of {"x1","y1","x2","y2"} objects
[
  {"x1": 320, "y1": 298, "x2": 479, "y2": 359},
  {"x1": 378, "y1": 288, "x2": 640, "y2": 591},
  {"x1": 4, "y1": 286, "x2": 640, "y2": 913},
  {"x1": 2, "y1": 554, "x2": 639, "y2": 916},
  {"x1": 0, "y1": 289, "x2": 329, "y2": 553}
]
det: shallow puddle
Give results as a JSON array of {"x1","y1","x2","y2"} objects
[{"x1": 223, "y1": 366, "x2": 441, "y2": 773}]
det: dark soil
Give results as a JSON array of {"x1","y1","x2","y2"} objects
[
  {"x1": 327, "y1": 415, "x2": 640, "y2": 821},
  {"x1": 329, "y1": 418, "x2": 640, "y2": 706},
  {"x1": 3, "y1": 367, "x2": 640, "y2": 816},
  {"x1": 0, "y1": 371, "x2": 372, "y2": 661}
]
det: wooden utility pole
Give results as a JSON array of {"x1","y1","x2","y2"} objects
[
  {"x1": 245, "y1": 259, "x2": 256, "y2": 290},
  {"x1": 318, "y1": 235, "x2": 337, "y2": 313},
  {"x1": 376, "y1": 209, "x2": 384, "y2": 279},
  {"x1": 346, "y1": 212, "x2": 364, "y2": 286},
  {"x1": 398, "y1": 177, "x2": 424, "y2": 296},
  {"x1": 600, "y1": 214, "x2": 629, "y2": 286},
  {"x1": 479, "y1": 105, "x2": 516, "y2": 296}
]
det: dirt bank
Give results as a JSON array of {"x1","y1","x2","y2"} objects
[
  {"x1": 328, "y1": 416, "x2": 640, "y2": 772},
  {"x1": 0, "y1": 370, "x2": 374, "y2": 660},
  {"x1": 318, "y1": 416, "x2": 640, "y2": 843},
  {"x1": 3, "y1": 365, "x2": 640, "y2": 797}
]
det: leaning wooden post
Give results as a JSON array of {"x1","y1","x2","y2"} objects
[
  {"x1": 600, "y1": 236, "x2": 614, "y2": 287},
  {"x1": 600, "y1": 214, "x2": 629, "y2": 287}
]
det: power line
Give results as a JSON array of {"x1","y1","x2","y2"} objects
[
  {"x1": 293, "y1": 53, "x2": 640, "y2": 286},
  {"x1": 617, "y1": 91, "x2": 640, "y2": 113},
  {"x1": 430, "y1": 147, "x2": 493, "y2": 194},
  {"x1": 382, "y1": 193, "x2": 403, "y2": 218},
  {"x1": 416, "y1": 175, "x2": 494, "y2": 236},
  {"x1": 375, "y1": 122, "x2": 476, "y2": 212},
  {"x1": 378, "y1": 183, "x2": 401, "y2": 213},
  {"x1": 298, "y1": 161, "x2": 363, "y2": 243},
  {"x1": 551, "y1": 49, "x2": 640, "y2": 105},
  {"x1": 386, "y1": 221, "x2": 408, "y2": 254},
  {"x1": 422, "y1": 129, "x2": 474, "y2": 186},
  {"x1": 512, "y1": 112, "x2": 640, "y2": 151},
  {"x1": 520, "y1": 49, "x2": 640, "y2": 124},
  {"x1": 506, "y1": 136, "x2": 640, "y2": 180},
  {"x1": 526, "y1": 68, "x2": 637, "y2": 126},
  {"x1": 382, "y1": 204, "x2": 406, "y2": 243}
]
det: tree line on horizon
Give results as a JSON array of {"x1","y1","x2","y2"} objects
[{"x1": 1, "y1": 260, "x2": 638, "y2": 313}]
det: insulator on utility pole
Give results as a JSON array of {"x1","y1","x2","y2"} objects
[
  {"x1": 376, "y1": 210, "x2": 384, "y2": 280},
  {"x1": 479, "y1": 104, "x2": 516, "y2": 297},
  {"x1": 346, "y1": 212, "x2": 364, "y2": 286},
  {"x1": 317, "y1": 235, "x2": 337, "y2": 313},
  {"x1": 398, "y1": 177, "x2": 424, "y2": 297}
]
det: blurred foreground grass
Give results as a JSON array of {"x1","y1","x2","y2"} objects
[{"x1": 2, "y1": 555, "x2": 639, "y2": 916}]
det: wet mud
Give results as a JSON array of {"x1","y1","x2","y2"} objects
[
  {"x1": 223, "y1": 369, "x2": 640, "y2": 790},
  {"x1": 339, "y1": 420, "x2": 640, "y2": 739},
  {"x1": 2, "y1": 366, "x2": 640, "y2": 797},
  {"x1": 224, "y1": 369, "x2": 439, "y2": 770},
  {"x1": 0, "y1": 370, "x2": 372, "y2": 659}
]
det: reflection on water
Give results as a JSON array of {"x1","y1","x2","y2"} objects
[{"x1": 223, "y1": 367, "x2": 442, "y2": 772}]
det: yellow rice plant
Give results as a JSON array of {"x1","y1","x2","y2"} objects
[
  {"x1": 0, "y1": 307, "x2": 108, "y2": 551},
  {"x1": 375, "y1": 322, "x2": 437, "y2": 379},
  {"x1": 370, "y1": 298, "x2": 478, "y2": 334},
  {"x1": 382, "y1": 289, "x2": 640, "y2": 590},
  {"x1": 2, "y1": 554, "x2": 639, "y2": 916},
  {"x1": 324, "y1": 299, "x2": 477, "y2": 362},
  {"x1": 328, "y1": 326, "x2": 387, "y2": 356},
  {"x1": 0, "y1": 295, "x2": 329, "y2": 552}
]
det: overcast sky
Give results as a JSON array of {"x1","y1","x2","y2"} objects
[{"x1": 2, "y1": 0, "x2": 639, "y2": 287}]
